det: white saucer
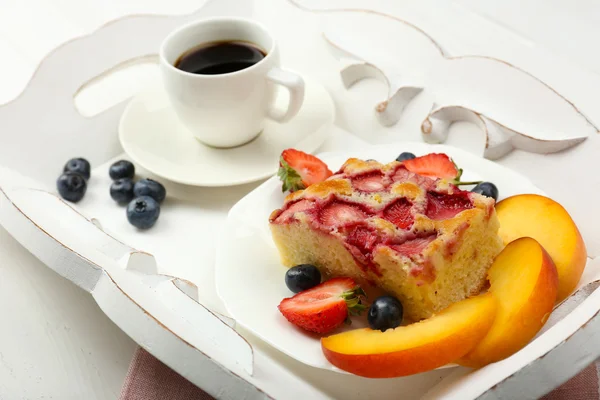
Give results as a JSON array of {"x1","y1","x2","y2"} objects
[
  {"x1": 215, "y1": 143, "x2": 546, "y2": 373},
  {"x1": 119, "y1": 77, "x2": 335, "y2": 187}
]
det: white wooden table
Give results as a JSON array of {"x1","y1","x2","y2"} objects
[{"x1": 0, "y1": 1, "x2": 599, "y2": 398}]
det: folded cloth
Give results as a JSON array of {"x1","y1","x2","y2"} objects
[
  {"x1": 119, "y1": 348, "x2": 212, "y2": 400},
  {"x1": 119, "y1": 347, "x2": 598, "y2": 400},
  {"x1": 542, "y1": 363, "x2": 599, "y2": 400}
]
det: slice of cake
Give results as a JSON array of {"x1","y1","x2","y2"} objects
[{"x1": 270, "y1": 156, "x2": 503, "y2": 321}]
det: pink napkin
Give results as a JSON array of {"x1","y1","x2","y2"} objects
[
  {"x1": 119, "y1": 347, "x2": 599, "y2": 399},
  {"x1": 542, "y1": 363, "x2": 599, "y2": 400},
  {"x1": 119, "y1": 348, "x2": 212, "y2": 400}
]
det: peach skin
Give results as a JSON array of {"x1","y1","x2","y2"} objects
[
  {"x1": 321, "y1": 293, "x2": 497, "y2": 378},
  {"x1": 496, "y1": 194, "x2": 586, "y2": 302},
  {"x1": 458, "y1": 237, "x2": 558, "y2": 368}
]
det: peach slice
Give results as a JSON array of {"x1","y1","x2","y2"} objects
[
  {"x1": 321, "y1": 293, "x2": 496, "y2": 378},
  {"x1": 458, "y1": 237, "x2": 558, "y2": 368},
  {"x1": 496, "y1": 194, "x2": 587, "y2": 302}
]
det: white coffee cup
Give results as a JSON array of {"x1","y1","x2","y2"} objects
[{"x1": 159, "y1": 17, "x2": 305, "y2": 148}]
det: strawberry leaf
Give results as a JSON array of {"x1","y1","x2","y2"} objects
[
  {"x1": 277, "y1": 157, "x2": 305, "y2": 193},
  {"x1": 340, "y1": 286, "x2": 368, "y2": 316},
  {"x1": 452, "y1": 158, "x2": 463, "y2": 181},
  {"x1": 450, "y1": 157, "x2": 482, "y2": 186},
  {"x1": 454, "y1": 179, "x2": 482, "y2": 186}
]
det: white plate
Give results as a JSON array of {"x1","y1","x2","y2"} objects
[
  {"x1": 119, "y1": 76, "x2": 335, "y2": 187},
  {"x1": 215, "y1": 142, "x2": 546, "y2": 373}
]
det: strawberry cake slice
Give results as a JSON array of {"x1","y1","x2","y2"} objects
[{"x1": 269, "y1": 156, "x2": 503, "y2": 321}]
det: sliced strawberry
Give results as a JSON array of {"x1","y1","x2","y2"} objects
[
  {"x1": 319, "y1": 201, "x2": 370, "y2": 227},
  {"x1": 278, "y1": 149, "x2": 333, "y2": 192},
  {"x1": 278, "y1": 278, "x2": 366, "y2": 334},
  {"x1": 390, "y1": 234, "x2": 437, "y2": 256},
  {"x1": 391, "y1": 166, "x2": 437, "y2": 190},
  {"x1": 273, "y1": 199, "x2": 315, "y2": 223},
  {"x1": 425, "y1": 191, "x2": 473, "y2": 220},
  {"x1": 352, "y1": 172, "x2": 386, "y2": 192},
  {"x1": 382, "y1": 198, "x2": 414, "y2": 229},
  {"x1": 402, "y1": 153, "x2": 458, "y2": 179},
  {"x1": 391, "y1": 166, "x2": 411, "y2": 182},
  {"x1": 345, "y1": 225, "x2": 381, "y2": 256},
  {"x1": 343, "y1": 225, "x2": 385, "y2": 275}
]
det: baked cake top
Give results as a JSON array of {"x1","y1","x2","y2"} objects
[{"x1": 270, "y1": 157, "x2": 496, "y2": 278}]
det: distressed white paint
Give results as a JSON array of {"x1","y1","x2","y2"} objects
[
  {"x1": 421, "y1": 105, "x2": 588, "y2": 160},
  {"x1": 1, "y1": 0, "x2": 600, "y2": 399},
  {"x1": 314, "y1": 7, "x2": 596, "y2": 159},
  {"x1": 0, "y1": 223, "x2": 137, "y2": 400}
]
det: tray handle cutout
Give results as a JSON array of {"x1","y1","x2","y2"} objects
[
  {"x1": 73, "y1": 55, "x2": 159, "y2": 118},
  {"x1": 0, "y1": 0, "x2": 253, "y2": 184}
]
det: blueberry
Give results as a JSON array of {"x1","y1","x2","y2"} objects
[
  {"x1": 133, "y1": 178, "x2": 166, "y2": 203},
  {"x1": 126, "y1": 196, "x2": 160, "y2": 229},
  {"x1": 368, "y1": 295, "x2": 403, "y2": 332},
  {"x1": 110, "y1": 178, "x2": 135, "y2": 204},
  {"x1": 63, "y1": 158, "x2": 91, "y2": 180},
  {"x1": 396, "y1": 152, "x2": 416, "y2": 162},
  {"x1": 109, "y1": 160, "x2": 135, "y2": 180},
  {"x1": 57, "y1": 172, "x2": 87, "y2": 203},
  {"x1": 285, "y1": 264, "x2": 321, "y2": 293},
  {"x1": 471, "y1": 182, "x2": 499, "y2": 202}
]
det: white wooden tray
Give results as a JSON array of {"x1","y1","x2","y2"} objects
[{"x1": 0, "y1": 0, "x2": 599, "y2": 399}]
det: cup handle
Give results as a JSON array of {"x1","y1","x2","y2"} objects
[{"x1": 266, "y1": 68, "x2": 305, "y2": 123}]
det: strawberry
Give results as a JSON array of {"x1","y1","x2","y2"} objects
[
  {"x1": 278, "y1": 149, "x2": 333, "y2": 192},
  {"x1": 391, "y1": 166, "x2": 411, "y2": 182},
  {"x1": 391, "y1": 166, "x2": 437, "y2": 190},
  {"x1": 278, "y1": 278, "x2": 366, "y2": 334},
  {"x1": 402, "y1": 153, "x2": 458, "y2": 179},
  {"x1": 401, "y1": 153, "x2": 481, "y2": 186},
  {"x1": 383, "y1": 198, "x2": 414, "y2": 229},
  {"x1": 390, "y1": 235, "x2": 437, "y2": 256},
  {"x1": 273, "y1": 199, "x2": 315, "y2": 223},
  {"x1": 352, "y1": 172, "x2": 386, "y2": 192},
  {"x1": 425, "y1": 192, "x2": 474, "y2": 220},
  {"x1": 345, "y1": 225, "x2": 381, "y2": 256},
  {"x1": 319, "y1": 202, "x2": 369, "y2": 227}
]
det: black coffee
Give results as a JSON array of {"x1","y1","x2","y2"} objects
[{"x1": 174, "y1": 41, "x2": 266, "y2": 75}]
